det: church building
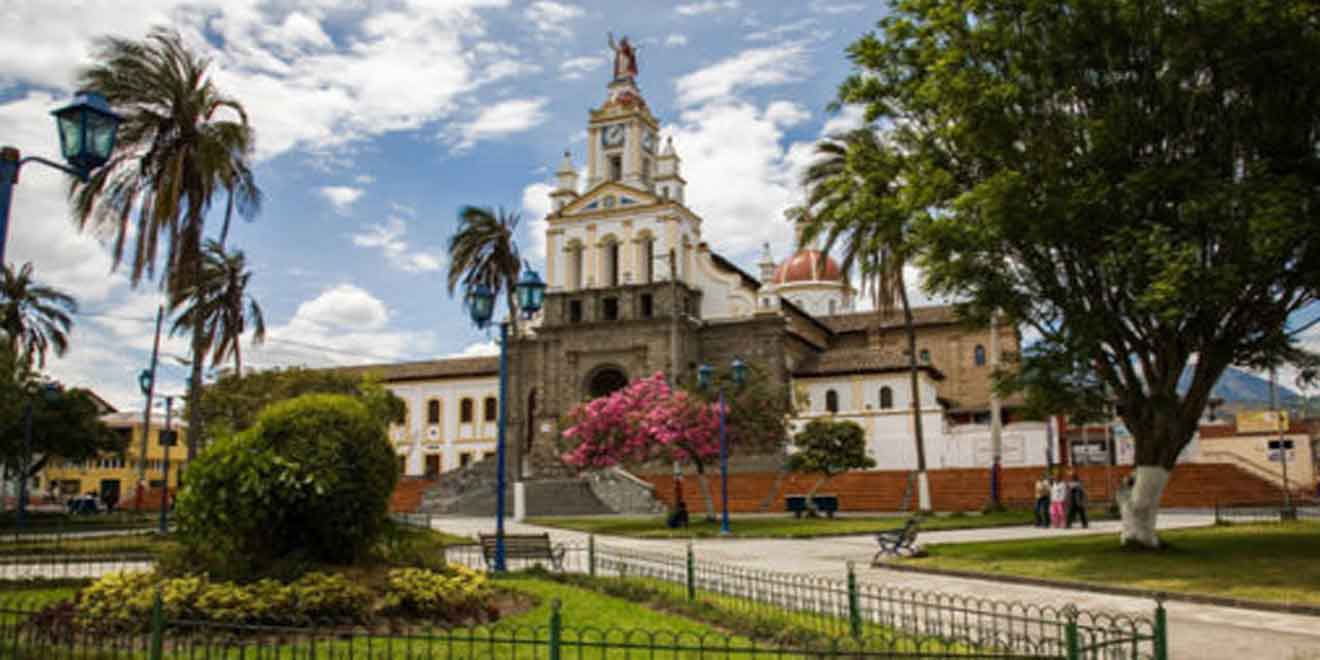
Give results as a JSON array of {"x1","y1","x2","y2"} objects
[{"x1": 341, "y1": 40, "x2": 1051, "y2": 481}]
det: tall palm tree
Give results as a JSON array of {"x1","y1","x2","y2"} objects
[
  {"x1": 0, "y1": 263, "x2": 77, "y2": 369},
  {"x1": 799, "y1": 128, "x2": 933, "y2": 511},
  {"x1": 71, "y1": 28, "x2": 262, "y2": 458},
  {"x1": 446, "y1": 206, "x2": 524, "y2": 334},
  {"x1": 169, "y1": 240, "x2": 265, "y2": 453}
]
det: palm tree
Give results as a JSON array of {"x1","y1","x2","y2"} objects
[
  {"x1": 799, "y1": 128, "x2": 933, "y2": 511},
  {"x1": 71, "y1": 28, "x2": 262, "y2": 458},
  {"x1": 169, "y1": 240, "x2": 265, "y2": 453},
  {"x1": 446, "y1": 206, "x2": 524, "y2": 334},
  {"x1": 0, "y1": 263, "x2": 77, "y2": 369}
]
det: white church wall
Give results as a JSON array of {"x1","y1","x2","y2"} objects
[
  {"x1": 382, "y1": 377, "x2": 499, "y2": 477},
  {"x1": 936, "y1": 421, "x2": 1051, "y2": 469},
  {"x1": 692, "y1": 250, "x2": 757, "y2": 319},
  {"x1": 774, "y1": 282, "x2": 849, "y2": 317}
]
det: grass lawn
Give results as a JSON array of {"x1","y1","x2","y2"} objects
[
  {"x1": 528, "y1": 507, "x2": 1114, "y2": 539},
  {"x1": 904, "y1": 521, "x2": 1320, "y2": 606}
]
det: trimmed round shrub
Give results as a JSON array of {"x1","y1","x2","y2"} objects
[
  {"x1": 381, "y1": 565, "x2": 494, "y2": 621},
  {"x1": 175, "y1": 393, "x2": 398, "y2": 565}
]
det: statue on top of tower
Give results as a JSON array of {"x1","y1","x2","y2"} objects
[{"x1": 608, "y1": 32, "x2": 639, "y2": 80}]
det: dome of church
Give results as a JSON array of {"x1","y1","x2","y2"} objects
[{"x1": 772, "y1": 249, "x2": 843, "y2": 284}]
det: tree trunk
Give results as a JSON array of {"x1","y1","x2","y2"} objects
[
  {"x1": 898, "y1": 273, "x2": 931, "y2": 511},
  {"x1": 187, "y1": 312, "x2": 205, "y2": 463},
  {"x1": 804, "y1": 474, "x2": 831, "y2": 516},
  {"x1": 756, "y1": 466, "x2": 789, "y2": 512},
  {"x1": 693, "y1": 462, "x2": 717, "y2": 521},
  {"x1": 1118, "y1": 465, "x2": 1169, "y2": 548},
  {"x1": 234, "y1": 336, "x2": 242, "y2": 378}
]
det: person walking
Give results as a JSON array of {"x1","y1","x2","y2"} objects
[
  {"x1": 1066, "y1": 471, "x2": 1089, "y2": 529},
  {"x1": 1049, "y1": 477, "x2": 1069, "y2": 528},
  {"x1": 1033, "y1": 475, "x2": 1051, "y2": 527}
]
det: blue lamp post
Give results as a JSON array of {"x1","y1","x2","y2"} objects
[
  {"x1": 465, "y1": 265, "x2": 545, "y2": 572},
  {"x1": 0, "y1": 91, "x2": 122, "y2": 265},
  {"x1": 697, "y1": 358, "x2": 747, "y2": 535},
  {"x1": 18, "y1": 383, "x2": 62, "y2": 530}
]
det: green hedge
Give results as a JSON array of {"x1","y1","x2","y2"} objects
[{"x1": 175, "y1": 393, "x2": 398, "y2": 565}]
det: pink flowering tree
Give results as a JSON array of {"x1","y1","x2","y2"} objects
[{"x1": 562, "y1": 373, "x2": 724, "y2": 517}]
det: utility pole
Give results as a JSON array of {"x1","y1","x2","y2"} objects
[
  {"x1": 136, "y1": 304, "x2": 163, "y2": 510},
  {"x1": 159, "y1": 396, "x2": 174, "y2": 534}
]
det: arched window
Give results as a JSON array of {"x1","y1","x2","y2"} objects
[
  {"x1": 460, "y1": 398, "x2": 474, "y2": 423},
  {"x1": 603, "y1": 237, "x2": 620, "y2": 287},
  {"x1": 974, "y1": 344, "x2": 987, "y2": 367},
  {"x1": 588, "y1": 367, "x2": 629, "y2": 399},
  {"x1": 919, "y1": 349, "x2": 931, "y2": 364},
  {"x1": 427, "y1": 400, "x2": 441, "y2": 425},
  {"x1": 825, "y1": 389, "x2": 839, "y2": 414},
  {"x1": 880, "y1": 386, "x2": 893, "y2": 410},
  {"x1": 484, "y1": 396, "x2": 498, "y2": 422},
  {"x1": 567, "y1": 242, "x2": 584, "y2": 290},
  {"x1": 641, "y1": 235, "x2": 655, "y2": 283}
]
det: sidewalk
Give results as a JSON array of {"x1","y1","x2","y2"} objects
[{"x1": 432, "y1": 514, "x2": 1320, "y2": 659}]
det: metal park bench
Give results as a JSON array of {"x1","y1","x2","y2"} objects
[
  {"x1": 872, "y1": 517, "x2": 922, "y2": 564},
  {"x1": 478, "y1": 532, "x2": 566, "y2": 571},
  {"x1": 784, "y1": 494, "x2": 840, "y2": 518}
]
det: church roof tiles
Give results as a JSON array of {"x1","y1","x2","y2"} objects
[
  {"x1": 793, "y1": 348, "x2": 946, "y2": 380},
  {"x1": 332, "y1": 356, "x2": 499, "y2": 383},
  {"x1": 819, "y1": 305, "x2": 960, "y2": 334}
]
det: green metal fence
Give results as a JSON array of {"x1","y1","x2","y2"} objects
[
  {"x1": 441, "y1": 541, "x2": 1166, "y2": 660},
  {"x1": 0, "y1": 594, "x2": 1060, "y2": 659}
]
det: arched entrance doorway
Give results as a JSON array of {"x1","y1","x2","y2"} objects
[{"x1": 586, "y1": 366, "x2": 629, "y2": 399}]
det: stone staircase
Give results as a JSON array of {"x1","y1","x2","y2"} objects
[{"x1": 409, "y1": 457, "x2": 625, "y2": 517}]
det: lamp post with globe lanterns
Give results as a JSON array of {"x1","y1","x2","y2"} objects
[
  {"x1": 0, "y1": 91, "x2": 122, "y2": 265},
  {"x1": 464, "y1": 264, "x2": 546, "y2": 572},
  {"x1": 697, "y1": 358, "x2": 747, "y2": 535}
]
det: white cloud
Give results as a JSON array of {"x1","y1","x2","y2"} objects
[
  {"x1": 560, "y1": 56, "x2": 606, "y2": 80},
  {"x1": 665, "y1": 34, "x2": 689, "y2": 47},
  {"x1": 675, "y1": 1, "x2": 740, "y2": 16},
  {"x1": 525, "y1": 1, "x2": 584, "y2": 38},
  {"x1": 808, "y1": 0, "x2": 867, "y2": 14},
  {"x1": 521, "y1": 182, "x2": 556, "y2": 264},
  {"x1": 447, "y1": 98, "x2": 549, "y2": 151},
  {"x1": 746, "y1": 18, "x2": 820, "y2": 42},
  {"x1": 449, "y1": 340, "x2": 499, "y2": 357},
  {"x1": 245, "y1": 285, "x2": 438, "y2": 370},
  {"x1": 675, "y1": 44, "x2": 811, "y2": 107},
  {"x1": 821, "y1": 104, "x2": 868, "y2": 136},
  {"x1": 350, "y1": 217, "x2": 446, "y2": 273},
  {"x1": 293, "y1": 284, "x2": 389, "y2": 330},
  {"x1": 318, "y1": 186, "x2": 364, "y2": 213}
]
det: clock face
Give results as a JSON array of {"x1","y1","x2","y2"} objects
[
  {"x1": 642, "y1": 131, "x2": 656, "y2": 153},
  {"x1": 602, "y1": 124, "x2": 625, "y2": 147}
]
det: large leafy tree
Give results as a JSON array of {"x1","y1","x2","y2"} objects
[
  {"x1": 0, "y1": 263, "x2": 77, "y2": 369},
  {"x1": 841, "y1": 0, "x2": 1320, "y2": 546},
  {"x1": 446, "y1": 206, "x2": 524, "y2": 333},
  {"x1": 0, "y1": 347, "x2": 122, "y2": 485},
  {"x1": 72, "y1": 28, "x2": 262, "y2": 460},
  {"x1": 797, "y1": 128, "x2": 933, "y2": 510}
]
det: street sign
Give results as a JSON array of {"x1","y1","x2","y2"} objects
[
  {"x1": 1267, "y1": 439, "x2": 1295, "y2": 463},
  {"x1": 1240, "y1": 410, "x2": 1288, "y2": 433},
  {"x1": 159, "y1": 430, "x2": 178, "y2": 447},
  {"x1": 138, "y1": 369, "x2": 153, "y2": 396}
]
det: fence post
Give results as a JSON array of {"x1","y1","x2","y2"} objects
[
  {"x1": 1153, "y1": 594, "x2": 1168, "y2": 660},
  {"x1": 847, "y1": 560, "x2": 862, "y2": 639},
  {"x1": 588, "y1": 534, "x2": 596, "y2": 578},
  {"x1": 686, "y1": 542, "x2": 696, "y2": 601},
  {"x1": 149, "y1": 588, "x2": 164, "y2": 660},
  {"x1": 548, "y1": 597, "x2": 562, "y2": 660},
  {"x1": 1064, "y1": 605, "x2": 1080, "y2": 660}
]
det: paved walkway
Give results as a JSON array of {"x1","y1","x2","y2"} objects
[{"x1": 431, "y1": 514, "x2": 1320, "y2": 659}]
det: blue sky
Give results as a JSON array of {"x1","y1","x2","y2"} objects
[{"x1": 0, "y1": 0, "x2": 885, "y2": 408}]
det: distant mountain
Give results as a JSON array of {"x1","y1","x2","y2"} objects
[{"x1": 1178, "y1": 365, "x2": 1303, "y2": 406}]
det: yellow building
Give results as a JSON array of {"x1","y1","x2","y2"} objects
[{"x1": 41, "y1": 411, "x2": 189, "y2": 506}]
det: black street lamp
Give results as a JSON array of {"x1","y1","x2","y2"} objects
[
  {"x1": 18, "y1": 383, "x2": 62, "y2": 530},
  {"x1": 465, "y1": 265, "x2": 546, "y2": 571},
  {"x1": 0, "y1": 91, "x2": 122, "y2": 264},
  {"x1": 697, "y1": 358, "x2": 747, "y2": 535}
]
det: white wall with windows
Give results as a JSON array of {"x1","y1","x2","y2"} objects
[{"x1": 383, "y1": 376, "x2": 501, "y2": 477}]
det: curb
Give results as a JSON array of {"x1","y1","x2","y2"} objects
[{"x1": 874, "y1": 562, "x2": 1320, "y2": 617}]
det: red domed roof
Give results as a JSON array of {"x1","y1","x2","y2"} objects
[{"x1": 772, "y1": 249, "x2": 843, "y2": 284}]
